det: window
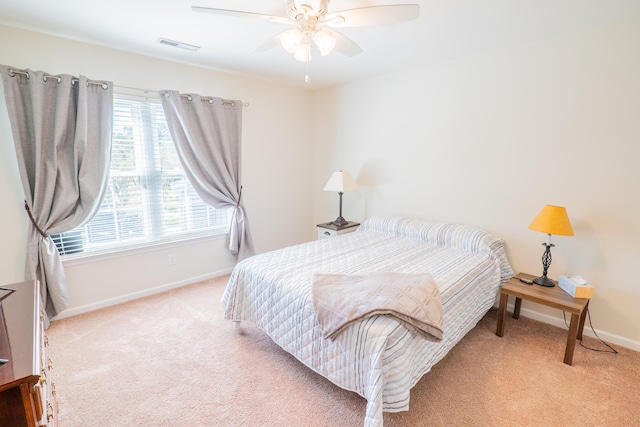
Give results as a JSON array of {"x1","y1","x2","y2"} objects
[{"x1": 53, "y1": 93, "x2": 231, "y2": 257}]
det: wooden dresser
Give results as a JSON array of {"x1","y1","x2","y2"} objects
[{"x1": 0, "y1": 281, "x2": 57, "y2": 427}]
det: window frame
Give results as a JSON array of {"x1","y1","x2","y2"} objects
[{"x1": 54, "y1": 89, "x2": 231, "y2": 261}]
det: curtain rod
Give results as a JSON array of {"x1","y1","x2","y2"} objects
[
  {"x1": 117, "y1": 84, "x2": 249, "y2": 107},
  {"x1": 7, "y1": 68, "x2": 249, "y2": 107},
  {"x1": 8, "y1": 68, "x2": 109, "y2": 89}
]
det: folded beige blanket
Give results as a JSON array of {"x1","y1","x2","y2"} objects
[{"x1": 311, "y1": 272, "x2": 443, "y2": 342}]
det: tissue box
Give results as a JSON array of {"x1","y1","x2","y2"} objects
[{"x1": 558, "y1": 276, "x2": 594, "y2": 298}]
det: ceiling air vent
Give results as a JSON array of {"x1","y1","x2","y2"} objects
[{"x1": 156, "y1": 38, "x2": 200, "y2": 52}]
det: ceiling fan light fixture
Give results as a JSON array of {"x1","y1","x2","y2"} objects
[
  {"x1": 281, "y1": 28, "x2": 304, "y2": 53},
  {"x1": 293, "y1": 39, "x2": 312, "y2": 62},
  {"x1": 192, "y1": 1, "x2": 420, "y2": 68},
  {"x1": 313, "y1": 28, "x2": 336, "y2": 56}
]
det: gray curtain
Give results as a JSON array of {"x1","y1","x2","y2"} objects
[
  {"x1": 0, "y1": 65, "x2": 113, "y2": 318},
  {"x1": 160, "y1": 90, "x2": 254, "y2": 260}
]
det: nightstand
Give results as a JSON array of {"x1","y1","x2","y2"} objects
[
  {"x1": 316, "y1": 221, "x2": 360, "y2": 239},
  {"x1": 495, "y1": 272, "x2": 590, "y2": 365}
]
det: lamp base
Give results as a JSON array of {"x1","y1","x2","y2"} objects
[
  {"x1": 533, "y1": 276, "x2": 555, "y2": 287},
  {"x1": 331, "y1": 216, "x2": 348, "y2": 227}
]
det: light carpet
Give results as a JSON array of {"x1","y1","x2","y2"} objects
[{"x1": 47, "y1": 276, "x2": 640, "y2": 426}]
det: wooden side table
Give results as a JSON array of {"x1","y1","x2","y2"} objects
[
  {"x1": 316, "y1": 221, "x2": 359, "y2": 239},
  {"x1": 496, "y1": 272, "x2": 590, "y2": 365}
]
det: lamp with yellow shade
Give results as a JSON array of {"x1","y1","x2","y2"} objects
[{"x1": 528, "y1": 205, "x2": 574, "y2": 287}]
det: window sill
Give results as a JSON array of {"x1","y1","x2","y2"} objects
[{"x1": 60, "y1": 232, "x2": 228, "y2": 267}]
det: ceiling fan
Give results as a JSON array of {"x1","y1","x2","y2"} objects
[{"x1": 192, "y1": 0, "x2": 420, "y2": 63}]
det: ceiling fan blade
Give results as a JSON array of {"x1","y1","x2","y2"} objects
[
  {"x1": 322, "y1": 4, "x2": 420, "y2": 28},
  {"x1": 191, "y1": 6, "x2": 291, "y2": 25},
  {"x1": 330, "y1": 31, "x2": 363, "y2": 57},
  {"x1": 255, "y1": 34, "x2": 282, "y2": 53}
]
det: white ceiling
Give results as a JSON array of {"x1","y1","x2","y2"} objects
[{"x1": 0, "y1": 0, "x2": 635, "y2": 89}]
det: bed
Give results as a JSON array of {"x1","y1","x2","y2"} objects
[{"x1": 222, "y1": 215, "x2": 513, "y2": 426}]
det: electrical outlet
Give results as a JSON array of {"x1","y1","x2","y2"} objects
[{"x1": 168, "y1": 254, "x2": 176, "y2": 266}]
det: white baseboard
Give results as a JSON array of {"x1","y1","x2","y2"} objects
[
  {"x1": 51, "y1": 268, "x2": 233, "y2": 321},
  {"x1": 505, "y1": 302, "x2": 640, "y2": 352}
]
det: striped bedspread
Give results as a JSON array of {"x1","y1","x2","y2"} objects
[{"x1": 222, "y1": 216, "x2": 513, "y2": 427}]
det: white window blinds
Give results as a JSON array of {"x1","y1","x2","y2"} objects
[{"x1": 53, "y1": 93, "x2": 231, "y2": 257}]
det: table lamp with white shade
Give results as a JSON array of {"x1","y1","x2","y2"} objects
[{"x1": 323, "y1": 170, "x2": 358, "y2": 227}]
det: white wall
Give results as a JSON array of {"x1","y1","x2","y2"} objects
[
  {"x1": 312, "y1": 12, "x2": 640, "y2": 349},
  {"x1": 1, "y1": 9, "x2": 638, "y2": 351},
  {"x1": 0, "y1": 24, "x2": 314, "y2": 317}
]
